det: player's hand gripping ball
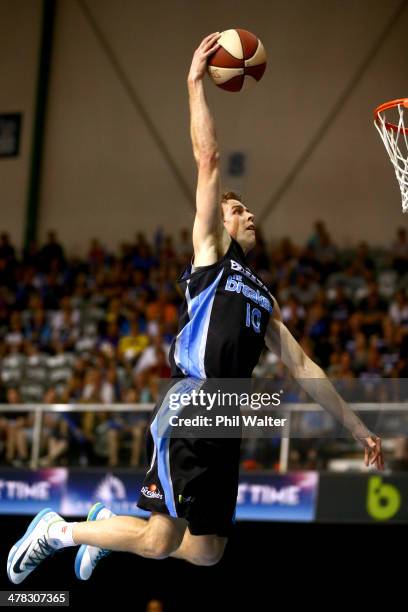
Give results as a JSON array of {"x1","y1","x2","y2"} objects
[{"x1": 207, "y1": 29, "x2": 267, "y2": 92}]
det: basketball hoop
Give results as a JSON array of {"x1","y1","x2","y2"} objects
[{"x1": 374, "y1": 98, "x2": 408, "y2": 212}]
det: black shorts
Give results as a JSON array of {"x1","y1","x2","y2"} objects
[{"x1": 137, "y1": 378, "x2": 241, "y2": 537}]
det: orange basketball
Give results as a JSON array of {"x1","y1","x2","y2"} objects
[{"x1": 207, "y1": 29, "x2": 267, "y2": 92}]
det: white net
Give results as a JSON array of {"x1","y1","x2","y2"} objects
[{"x1": 375, "y1": 102, "x2": 408, "y2": 212}]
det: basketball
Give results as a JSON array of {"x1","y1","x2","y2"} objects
[{"x1": 207, "y1": 28, "x2": 267, "y2": 92}]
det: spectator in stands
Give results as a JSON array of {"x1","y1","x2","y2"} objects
[
  {"x1": 389, "y1": 289, "x2": 408, "y2": 328},
  {"x1": 4, "y1": 387, "x2": 29, "y2": 466},
  {"x1": 100, "y1": 387, "x2": 148, "y2": 467},
  {"x1": 39, "y1": 230, "x2": 66, "y2": 273},
  {"x1": 39, "y1": 388, "x2": 68, "y2": 467},
  {"x1": 99, "y1": 321, "x2": 120, "y2": 354},
  {"x1": 176, "y1": 227, "x2": 192, "y2": 262},
  {"x1": 5, "y1": 312, "x2": 24, "y2": 348},
  {"x1": 347, "y1": 332, "x2": 368, "y2": 372},
  {"x1": 23, "y1": 305, "x2": 51, "y2": 349},
  {"x1": 0, "y1": 233, "x2": 16, "y2": 263},
  {"x1": 118, "y1": 319, "x2": 149, "y2": 362},
  {"x1": 87, "y1": 239, "x2": 106, "y2": 270},
  {"x1": 292, "y1": 273, "x2": 320, "y2": 306},
  {"x1": 392, "y1": 227, "x2": 408, "y2": 275},
  {"x1": 358, "y1": 281, "x2": 388, "y2": 337},
  {"x1": 354, "y1": 241, "x2": 375, "y2": 272},
  {"x1": 314, "y1": 229, "x2": 338, "y2": 279},
  {"x1": 329, "y1": 284, "x2": 355, "y2": 324},
  {"x1": 134, "y1": 334, "x2": 171, "y2": 377},
  {"x1": 307, "y1": 220, "x2": 327, "y2": 251},
  {"x1": 100, "y1": 366, "x2": 121, "y2": 404},
  {"x1": 82, "y1": 368, "x2": 103, "y2": 402}
]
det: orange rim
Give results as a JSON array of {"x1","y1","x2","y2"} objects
[{"x1": 374, "y1": 98, "x2": 408, "y2": 134}]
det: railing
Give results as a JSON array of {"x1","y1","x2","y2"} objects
[{"x1": 1, "y1": 403, "x2": 407, "y2": 471}]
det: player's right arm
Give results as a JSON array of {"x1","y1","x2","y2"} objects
[{"x1": 187, "y1": 33, "x2": 228, "y2": 266}]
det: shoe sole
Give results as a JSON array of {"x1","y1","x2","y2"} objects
[
  {"x1": 7, "y1": 508, "x2": 54, "y2": 581},
  {"x1": 74, "y1": 503, "x2": 105, "y2": 581}
]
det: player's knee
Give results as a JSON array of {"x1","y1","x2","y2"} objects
[
  {"x1": 141, "y1": 530, "x2": 180, "y2": 560},
  {"x1": 143, "y1": 541, "x2": 172, "y2": 559}
]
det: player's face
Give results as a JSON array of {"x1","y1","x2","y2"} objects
[{"x1": 222, "y1": 199, "x2": 256, "y2": 253}]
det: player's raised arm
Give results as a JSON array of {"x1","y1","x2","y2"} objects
[
  {"x1": 265, "y1": 302, "x2": 384, "y2": 471},
  {"x1": 187, "y1": 33, "x2": 225, "y2": 266}
]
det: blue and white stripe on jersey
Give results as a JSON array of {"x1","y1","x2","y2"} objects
[{"x1": 173, "y1": 269, "x2": 224, "y2": 378}]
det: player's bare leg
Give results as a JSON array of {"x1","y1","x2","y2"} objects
[
  {"x1": 72, "y1": 512, "x2": 187, "y2": 558},
  {"x1": 170, "y1": 529, "x2": 227, "y2": 566}
]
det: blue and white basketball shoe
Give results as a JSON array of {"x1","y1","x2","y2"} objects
[
  {"x1": 7, "y1": 508, "x2": 64, "y2": 584},
  {"x1": 74, "y1": 502, "x2": 113, "y2": 580}
]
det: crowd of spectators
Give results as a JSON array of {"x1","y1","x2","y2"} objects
[{"x1": 1, "y1": 222, "x2": 408, "y2": 470}]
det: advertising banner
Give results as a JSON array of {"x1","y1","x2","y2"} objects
[
  {"x1": 0, "y1": 469, "x2": 318, "y2": 521},
  {"x1": 0, "y1": 469, "x2": 67, "y2": 515},
  {"x1": 317, "y1": 473, "x2": 408, "y2": 523},
  {"x1": 237, "y1": 472, "x2": 318, "y2": 522},
  {"x1": 60, "y1": 470, "x2": 149, "y2": 518}
]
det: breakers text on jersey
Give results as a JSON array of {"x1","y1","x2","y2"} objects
[
  {"x1": 230, "y1": 259, "x2": 270, "y2": 291},
  {"x1": 225, "y1": 275, "x2": 272, "y2": 313}
]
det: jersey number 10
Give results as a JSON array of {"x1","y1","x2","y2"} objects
[{"x1": 246, "y1": 303, "x2": 261, "y2": 334}]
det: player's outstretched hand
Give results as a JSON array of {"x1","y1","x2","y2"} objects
[
  {"x1": 363, "y1": 435, "x2": 384, "y2": 471},
  {"x1": 188, "y1": 32, "x2": 220, "y2": 83}
]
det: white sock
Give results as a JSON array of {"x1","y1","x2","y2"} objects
[{"x1": 48, "y1": 520, "x2": 77, "y2": 548}]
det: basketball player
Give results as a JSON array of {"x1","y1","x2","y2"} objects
[{"x1": 7, "y1": 32, "x2": 383, "y2": 584}]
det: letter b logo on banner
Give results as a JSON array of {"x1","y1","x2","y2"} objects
[{"x1": 367, "y1": 476, "x2": 401, "y2": 520}]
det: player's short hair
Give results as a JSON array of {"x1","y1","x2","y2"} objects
[{"x1": 221, "y1": 191, "x2": 242, "y2": 204}]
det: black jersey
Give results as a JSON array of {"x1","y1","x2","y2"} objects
[
  {"x1": 138, "y1": 238, "x2": 273, "y2": 531},
  {"x1": 169, "y1": 238, "x2": 274, "y2": 378}
]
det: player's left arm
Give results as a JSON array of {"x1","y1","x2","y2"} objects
[{"x1": 265, "y1": 299, "x2": 384, "y2": 470}]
